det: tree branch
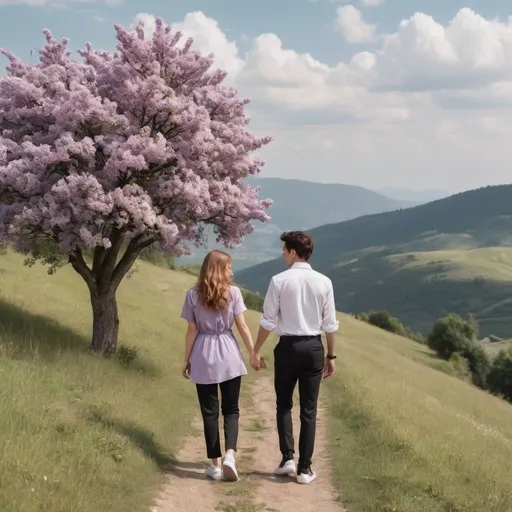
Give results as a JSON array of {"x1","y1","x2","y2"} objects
[
  {"x1": 69, "y1": 248, "x2": 96, "y2": 291},
  {"x1": 111, "y1": 235, "x2": 157, "y2": 290},
  {"x1": 97, "y1": 227, "x2": 125, "y2": 293}
]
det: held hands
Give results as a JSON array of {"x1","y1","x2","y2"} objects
[{"x1": 250, "y1": 352, "x2": 266, "y2": 371}]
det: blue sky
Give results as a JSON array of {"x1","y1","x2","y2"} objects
[
  {"x1": 2, "y1": 1, "x2": 512, "y2": 65},
  {"x1": 2, "y1": 0, "x2": 512, "y2": 193}
]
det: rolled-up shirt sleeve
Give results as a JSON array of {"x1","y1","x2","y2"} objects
[
  {"x1": 260, "y1": 277, "x2": 280, "y2": 331},
  {"x1": 321, "y1": 280, "x2": 339, "y2": 333}
]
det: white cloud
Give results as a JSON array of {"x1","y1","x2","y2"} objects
[
  {"x1": 130, "y1": 9, "x2": 512, "y2": 191},
  {"x1": 134, "y1": 11, "x2": 244, "y2": 80},
  {"x1": 336, "y1": 5, "x2": 377, "y2": 43}
]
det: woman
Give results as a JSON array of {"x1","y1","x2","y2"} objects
[{"x1": 180, "y1": 250, "x2": 256, "y2": 482}]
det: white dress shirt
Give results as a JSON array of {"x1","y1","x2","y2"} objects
[{"x1": 259, "y1": 262, "x2": 339, "y2": 336}]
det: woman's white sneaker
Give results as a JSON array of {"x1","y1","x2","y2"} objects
[
  {"x1": 222, "y1": 454, "x2": 239, "y2": 482},
  {"x1": 274, "y1": 457, "x2": 296, "y2": 476},
  {"x1": 205, "y1": 465, "x2": 222, "y2": 481}
]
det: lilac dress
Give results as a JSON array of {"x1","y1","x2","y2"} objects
[{"x1": 180, "y1": 285, "x2": 248, "y2": 385}]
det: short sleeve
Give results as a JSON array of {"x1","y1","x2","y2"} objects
[
  {"x1": 180, "y1": 289, "x2": 196, "y2": 323},
  {"x1": 232, "y1": 287, "x2": 247, "y2": 316}
]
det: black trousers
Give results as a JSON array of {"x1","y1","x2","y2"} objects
[
  {"x1": 274, "y1": 334, "x2": 324, "y2": 471},
  {"x1": 196, "y1": 376, "x2": 241, "y2": 459}
]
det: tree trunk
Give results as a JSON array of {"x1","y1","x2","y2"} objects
[
  {"x1": 90, "y1": 288, "x2": 119, "y2": 355},
  {"x1": 69, "y1": 234, "x2": 156, "y2": 355}
]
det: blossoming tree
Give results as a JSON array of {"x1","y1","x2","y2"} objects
[{"x1": 0, "y1": 19, "x2": 272, "y2": 354}]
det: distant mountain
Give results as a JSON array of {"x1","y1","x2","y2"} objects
[
  {"x1": 246, "y1": 177, "x2": 416, "y2": 231},
  {"x1": 377, "y1": 187, "x2": 449, "y2": 203},
  {"x1": 179, "y1": 177, "x2": 416, "y2": 270},
  {"x1": 235, "y1": 184, "x2": 512, "y2": 338}
]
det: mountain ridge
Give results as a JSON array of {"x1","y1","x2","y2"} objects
[
  {"x1": 235, "y1": 184, "x2": 512, "y2": 337},
  {"x1": 179, "y1": 176, "x2": 418, "y2": 270}
]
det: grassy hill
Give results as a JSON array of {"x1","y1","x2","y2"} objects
[
  {"x1": 236, "y1": 184, "x2": 512, "y2": 338},
  {"x1": 179, "y1": 177, "x2": 414, "y2": 270},
  {"x1": 2, "y1": 250, "x2": 512, "y2": 511},
  {"x1": 327, "y1": 315, "x2": 512, "y2": 511}
]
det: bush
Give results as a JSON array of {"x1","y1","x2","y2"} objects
[
  {"x1": 366, "y1": 310, "x2": 403, "y2": 333},
  {"x1": 427, "y1": 313, "x2": 478, "y2": 360},
  {"x1": 461, "y1": 342, "x2": 491, "y2": 389},
  {"x1": 116, "y1": 344, "x2": 139, "y2": 366},
  {"x1": 239, "y1": 287, "x2": 263, "y2": 312},
  {"x1": 487, "y1": 348, "x2": 512, "y2": 403},
  {"x1": 427, "y1": 313, "x2": 490, "y2": 389},
  {"x1": 356, "y1": 310, "x2": 424, "y2": 343},
  {"x1": 448, "y1": 352, "x2": 472, "y2": 381}
]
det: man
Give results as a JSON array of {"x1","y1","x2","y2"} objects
[{"x1": 250, "y1": 231, "x2": 339, "y2": 485}]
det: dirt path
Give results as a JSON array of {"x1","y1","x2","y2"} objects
[
  {"x1": 152, "y1": 377, "x2": 344, "y2": 512},
  {"x1": 150, "y1": 417, "x2": 219, "y2": 512}
]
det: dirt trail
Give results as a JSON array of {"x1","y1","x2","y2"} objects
[
  {"x1": 152, "y1": 377, "x2": 344, "y2": 512},
  {"x1": 150, "y1": 417, "x2": 219, "y2": 512}
]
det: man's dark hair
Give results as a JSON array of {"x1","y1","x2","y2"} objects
[{"x1": 280, "y1": 231, "x2": 314, "y2": 261}]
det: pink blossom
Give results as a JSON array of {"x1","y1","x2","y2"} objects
[{"x1": 0, "y1": 19, "x2": 273, "y2": 261}]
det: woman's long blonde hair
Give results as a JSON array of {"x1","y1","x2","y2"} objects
[{"x1": 197, "y1": 250, "x2": 233, "y2": 310}]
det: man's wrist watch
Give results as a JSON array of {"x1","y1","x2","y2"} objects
[{"x1": 326, "y1": 354, "x2": 337, "y2": 360}]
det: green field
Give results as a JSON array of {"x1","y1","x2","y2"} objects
[
  {"x1": 1, "y1": 250, "x2": 512, "y2": 511},
  {"x1": 326, "y1": 315, "x2": 512, "y2": 511},
  {"x1": 0, "y1": 250, "x2": 267, "y2": 512}
]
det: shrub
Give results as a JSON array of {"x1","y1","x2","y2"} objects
[
  {"x1": 487, "y1": 348, "x2": 512, "y2": 403},
  {"x1": 116, "y1": 344, "x2": 139, "y2": 367},
  {"x1": 356, "y1": 310, "x2": 424, "y2": 343},
  {"x1": 427, "y1": 313, "x2": 490, "y2": 389},
  {"x1": 461, "y1": 342, "x2": 491, "y2": 389},
  {"x1": 448, "y1": 352, "x2": 472, "y2": 381},
  {"x1": 427, "y1": 313, "x2": 478, "y2": 360},
  {"x1": 366, "y1": 310, "x2": 403, "y2": 333},
  {"x1": 239, "y1": 288, "x2": 263, "y2": 312}
]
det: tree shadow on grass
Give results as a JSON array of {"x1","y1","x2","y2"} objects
[
  {"x1": 0, "y1": 298, "x2": 161, "y2": 377},
  {"x1": 87, "y1": 409, "x2": 206, "y2": 480},
  {"x1": 0, "y1": 298, "x2": 89, "y2": 359}
]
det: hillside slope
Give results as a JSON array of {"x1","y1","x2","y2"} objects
[
  {"x1": 327, "y1": 313, "x2": 512, "y2": 511},
  {"x1": 236, "y1": 184, "x2": 512, "y2": 336},
  {"x1": 1, "y1": 251, "x2": 512, "y2": 511},
  {"x1": 179, "y1": 177, "x2": 415, "y2": 270}
]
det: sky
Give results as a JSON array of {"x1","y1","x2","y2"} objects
[{"x1": 1, "y1": 0, "x2": 512, "y2": 193}]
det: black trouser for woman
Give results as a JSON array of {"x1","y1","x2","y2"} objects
[
  {"x1": 196, "y1": 376, "x2": 242, "y2": 459},
  {"x1": 274, "y1": 334, "x2": 324, "y2": 472}
]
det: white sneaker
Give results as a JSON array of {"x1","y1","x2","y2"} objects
[
  {"x1": 205, "y1": 465, "x2": 222, "y2": 481},
  {"x1": 222, "y1": 454, "x2": 239, "y2": 482},
  {"x1": 274, "y1": 457, "x2": 296, "y2": 476},
  {"x1": 297, "y1": 469, "x2": 316, "y2": 484}
]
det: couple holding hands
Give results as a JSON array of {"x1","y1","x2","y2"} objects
[{"x1": 180, "y1": 231, "x2": 339, "y2": 485}]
